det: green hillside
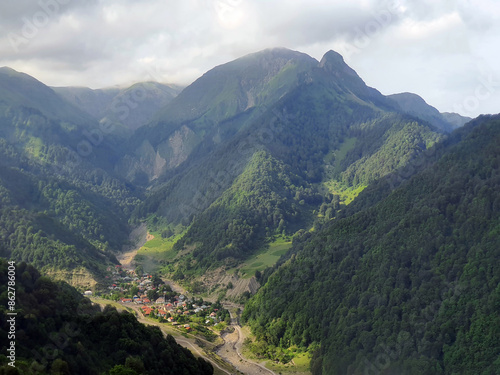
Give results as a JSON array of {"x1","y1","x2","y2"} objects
[
  {"x1": 172, "y1": 150, "x2": 316, "y2": 270},
  {"x1": 242, "y1": 115, "x2": 500, "y2": 374},
  {"x1": 124, "y1": 48, "x2": 319, "y2": 183},
  {"x1": 388, "y1": 92, "x2": 471, "y2": 132},
  {"x1": 0, "y1": 67, "x2": 93, "y2": 127},
  {"x1": 0, "y1": 68, "x2": 140, "y2": 284},
  {"x1": 138, "y1": 49, "x2": 444, "y2": 278},
  {"x1": 0, "y1": 259, "x2": 213, "y2": 375}
]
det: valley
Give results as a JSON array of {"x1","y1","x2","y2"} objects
[
  {"x1": 117, "y1": 223, "x2": 149, "y2": 271},
  {"x1": 0, "y1": 47, "x2": 498, "y2": 375},
  {"x1": 91, "y1": 271, "x2": 279, "y2": 374},
  {"x1": 104, "y1": 235, "x2": 281, "y2": 374}
]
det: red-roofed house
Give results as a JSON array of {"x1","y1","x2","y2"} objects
[{"x1": 141, "y1": 306, "x2": 153, "y2": 316}]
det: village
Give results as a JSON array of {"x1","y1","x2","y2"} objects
[{"x1": 94, "y1": 265, "x2": 231, "y2": 339}]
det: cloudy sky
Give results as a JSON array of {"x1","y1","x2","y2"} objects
[{"x1": 0, "y1": 0, "x2": 499, "y2": 117}]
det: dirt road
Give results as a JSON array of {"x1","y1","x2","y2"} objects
[
  {"x1": 90, "y1": 297, "x2": 235, "y2": 374},
  {"x1": 217, "y1": 303, "x2": 277, "y2": 375},
  {"x1": 115, "y1": 231, "x2": 276, "y2": 375},
  {"x1": 117, "y1": 223, "x2": 148, "y2": 270}
]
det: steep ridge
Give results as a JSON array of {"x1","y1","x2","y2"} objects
[
  {"x1": 388, "y1": 92, "x2": 471, "y2": 132},
  {"x1": 0, "y1": 67, "x2": 140, "y2": 284},
  {"x1": 134, "y1": 49, "x2": 446, "y2": 277},
  {"x1": 242, "y1": 114, "x2": 500, "y2": 374},
  {"x1": 120, "y1": 48, "x2": 319, "y2": 182},
  {"x1": 0, "y1": 67, "x2": 94, "y2": 127}
]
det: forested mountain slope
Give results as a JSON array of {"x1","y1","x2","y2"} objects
[
  {"x1": 242, "y1": 114, "x2": 500, "y2": 374},
  {"x1": 0, "y1": 67, "x2": 140, "y2": 285},
  {"x1": 0, "y1": 259, "x2": 213, "y2": 375},
  {"x1": 0, "y1": 48, "x2": 469, "y2": 287},
  {"x1": 118, "y1": 48, "x2": 319, "y2": 183},
  {"x1": 135, "y1": 49, "x2": 445, "y2": 275}
]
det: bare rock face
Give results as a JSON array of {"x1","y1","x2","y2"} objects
[
  {"x1": 45, "y1": 267, "x2": 98, "y2": 289},
  {"x1": 225, "y1": 276, "x2": 261, "y2": 299},
  {"x1": 198, "y1": 267, "x2": 261, "y2": 299},
  {"x1": 116, "y1": 125, "x2": 201, "y2": 183},
  {"x1": 158, "y1": 125, "x2": 201, "y2": 170}
]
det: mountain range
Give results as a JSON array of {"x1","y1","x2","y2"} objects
[
  {"x1": 0, "y1": 48, "x2": 474, "y2": 284},
  {"x1": 0, "y1": 47, "x2": 497, "y2": 375}
]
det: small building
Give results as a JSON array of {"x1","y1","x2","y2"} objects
[
  {"x1": 84, "y1": 291, "x2": 92, "y2": 296},
  {"x1": 141, "y1": 306, "x2": 153, "y2": 316}
]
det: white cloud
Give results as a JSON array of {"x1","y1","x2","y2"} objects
[{"x1": 0, "y1": 0, "x2": 498, "y2": 116}]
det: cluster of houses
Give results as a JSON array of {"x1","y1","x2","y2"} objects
[
  {"x1": 120, "y1": 293, "x2": 220, "y2": 327},
  {"x1": 107, "y1": 265, "x2": 153, "y2": 294},
  {"x1": 104, "y1": 266, "x2": 225, "y2": 330}
]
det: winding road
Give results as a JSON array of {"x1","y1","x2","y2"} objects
[
  {"x1": 90, "y1": 297, "x2": 235, "y2": 374},
  {"x1": 217, "y1": 303, "x2": 277, "y2": 375},
  {"x1": 163, "y1": 281, "x2": 276, "y2": 374},
  {"x1": 115, "y1": 228, "x2": 277, "y2": 374}
]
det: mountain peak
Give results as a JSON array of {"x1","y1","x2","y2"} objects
[
  {"x1": 319, "y1": 50, "x2": 358, "y2": 78},
  {"x1": 319, "y1": 50, "x2": 345, "y2": 65},
  {"x1": 0, "y1": 66, "x2": 40, "y2": 82},
  {"x1": 0, "y1": 66, "x2": 17, "y2": 73},
  {"x1": 388, "y1": 92, "x2": 469, "y2": 132},
  {"x1": 233, "y1": 47, "x2": 318, "y2": 67}
]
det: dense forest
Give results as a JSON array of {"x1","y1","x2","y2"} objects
[
  {"x1": 0, "y1": 259, "x2": 213, "y2": 374},
  {"x1": 0, "y1": 49, "x2": 495, "y2": 375},
  {"x1": 0, "y1": 137, "x2": 138, "y2": 279},
  {"x1": 242, "y1": 115, "x2": 500, "y2": 374},
  {"x1": 0, "y1": 69, "x2": 141, "y2": 280},
  {"x1": 172, "y1": 150, "x2": 318, "y2": 269},
  {"x1": 155, "y1": 50, "x2": 446, "y2": 275}
]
